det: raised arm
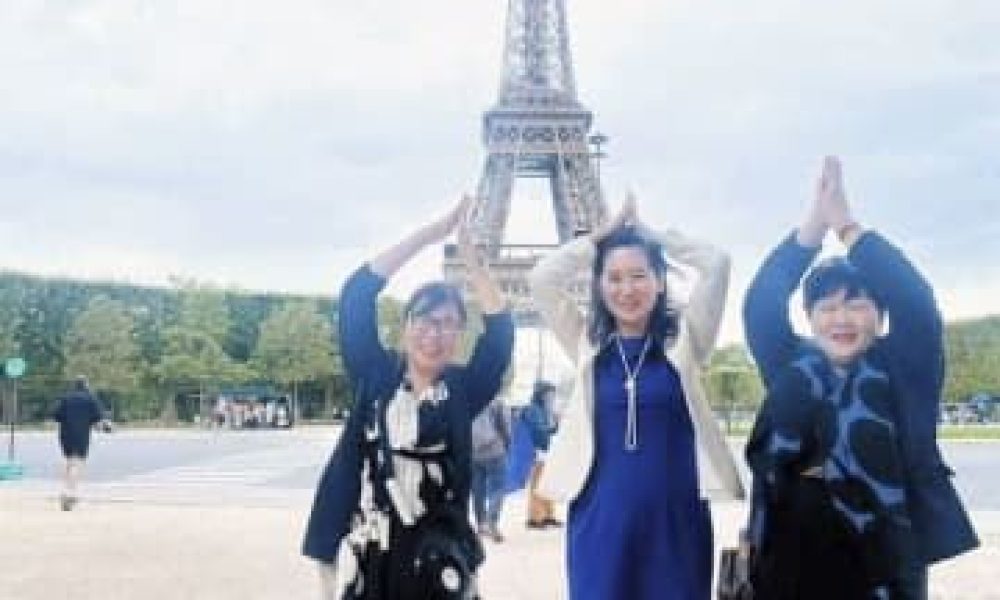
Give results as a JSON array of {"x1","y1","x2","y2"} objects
[
  {"x1": 849, "y1": 232, "x2": 943, "y2": 373},
  {"x1": 529, "y1": 236, "x2": 592, "y2": 362},
  {"x1": 462, "y1": 311, "x2": 515, "y2": 416},
  {"x1": 340, "y1": 197, "x2": 472, "y2": 381},
  {"x1": 336, "y1": 266, "x2": 392, "y2": 382},
  {"x1": 650, "y1": 226, "x2": 731, "y2": 364},
  {"x1": 815, "y1": 156, "x2": 943, "y2": 375},
  {"x1": 456, "y1": 211, "x2": 515, "y2": 416},
  {"x1": 369, "y1": 196, "x2": 470, "y2": 279},
  {"x1": 742, "y1": 160, "x2": 833, "y2": 386},
  {"x1": 743, "y1": 234, "x2": 818, "y2": 386},
  {"x1": 528, "y1": 197, "x2": 636, "y2": 361},
  {"x1": 818, "y1": 156, "x2": 945, "y2": 444}
]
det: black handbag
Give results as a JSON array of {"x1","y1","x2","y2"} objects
[
  {"x1": 717, "y1": 545, "x2": 754, "y2": 600},
  {"x1": 395, "y1": 502, "x2": 484, "y2": 599}
]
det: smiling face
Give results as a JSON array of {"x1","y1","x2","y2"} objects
[
  {"x1": 597, "y1": 245, "x2": 664, "y2": 336},
  {"x1": 403, "y1": 302, "x2": 465, "y2": 379},
  {"x1": 808, "y1": 288, "x2": 883, "y2": 367}
]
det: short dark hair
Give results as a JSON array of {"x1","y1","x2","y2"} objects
[
  {"x1": 404, "y1": 281, "x2": 467, "y2": 323},
  {"x1": 803, "y1": 257, "x2": 884, "y2": 315},
  {"x1": 588, "y1": 226, "x2": 678, "y2": 345}
]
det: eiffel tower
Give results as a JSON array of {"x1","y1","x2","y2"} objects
[{"x1": 444, "y1": 0, "x2": 607, "y2": 325}]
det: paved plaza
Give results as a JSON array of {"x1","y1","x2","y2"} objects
[
  {"x1": 2, "y1": 429, "x2": 998, "y2": 599},
  {"x1": 3, "y1": 489, "x2": 998, "y2": 599}
]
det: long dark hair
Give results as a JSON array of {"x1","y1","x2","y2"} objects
[{"x1": 587, "y1": 227, "x2": 678, "y2": 345}]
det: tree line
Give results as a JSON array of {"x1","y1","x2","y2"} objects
[
  {"x1": 704, "y1": 314, "x2": 1000, "y2": 427},
  {"x1": 1, "y1": 270, "x2": 997, "y2": 423},
  {"x1": 0, "y1": 271, "x2": 382, "y2": 422}
]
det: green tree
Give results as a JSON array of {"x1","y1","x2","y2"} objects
[
  {"x1": 171, "y1": 278, "x2": 231, "y2": 345},
  {"x1": 62, "y1": 295, "x2": 144, "y2": 410},
  {"x1": 0, "y1": 285, "x2": 20, "y2": 358},
  {"x1": 944, "y1": 316, "x2": 1000, "y2": 402},
  {"x1": 153, "y1": 280, "x2": 249, "y2": 421},
  {"x1": 155, "y1": 327, "x2": 254, "y2": 420},
  {"x1": 252, "y1": 300, "x2": 336, "y2": 416},
  {"x1": 705, "y1": 344, "x2": 764, "y2": 433}
]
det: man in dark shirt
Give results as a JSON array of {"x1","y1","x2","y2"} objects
[{"x1": 52, "y1": 376, "x2": 105, "y2": 510}]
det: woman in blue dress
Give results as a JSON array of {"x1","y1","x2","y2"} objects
[{"x1": 530, "y1": 196, "x2": 745, "y2": 599}]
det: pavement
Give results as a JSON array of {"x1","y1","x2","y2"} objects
[{"x1": 3, "y1": 486, "x2": 999, "y2": 599}]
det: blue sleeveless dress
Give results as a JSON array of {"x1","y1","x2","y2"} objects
[{"x1": 567, "y1": 337, "x2": 712, "y2": 599}]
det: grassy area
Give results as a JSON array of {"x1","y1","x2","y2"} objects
[
  {"x1": 721, "y1": 423, "x2": 1000, "y2": 441},
  {"x1": 938, "y1": 425, "x2": 1000, "y2": 440}
]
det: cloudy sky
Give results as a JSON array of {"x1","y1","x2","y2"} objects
[{"x1": 1, "y1": 0, "x2": 997, "y2": 344}]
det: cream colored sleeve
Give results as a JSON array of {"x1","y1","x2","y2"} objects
[
  {"x1": 649, "y1": 227, "x2": 731, "y2": 364},
  {"x1": 529, "y1": 236, "x2": 595, "y2": 363}
]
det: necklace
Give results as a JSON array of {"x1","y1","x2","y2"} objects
[{"x1": 615, "y1": 334, "x2": 652, "y2": 451}]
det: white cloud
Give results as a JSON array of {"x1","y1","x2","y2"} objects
[{"x1": 1, "y1": 0, "x2": 997, "y2": 345}]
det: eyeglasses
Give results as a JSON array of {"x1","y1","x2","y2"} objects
[{"x1": 408, "y1": 316, "x2": 464, "y2": 339}]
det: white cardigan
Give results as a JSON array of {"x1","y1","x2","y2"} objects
[{"x1": 529, "y1": 228, "x2": 746, "y2": 502}]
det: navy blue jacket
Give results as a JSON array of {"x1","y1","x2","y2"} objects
[
  {"x1": 743, "y1": 231, "x2": 978, "y2": 564},
  {"x1": 302, "y1": 265, "x2": 515, "y2": 561},
  {"x1": 52, "y1": 390, "x2": 102, "y2": 448}
]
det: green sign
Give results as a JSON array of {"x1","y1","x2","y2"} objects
[{"x1": 4, "y1": 358, "x2": 26, "y2": 379}]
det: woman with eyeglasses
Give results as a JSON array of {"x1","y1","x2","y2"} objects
[
  {"x1": 302, "y1": 196, "x2": 515, "y2": 599},
  {"x1": 529, "y1": 195, "x2": 745, "y2": 600}
]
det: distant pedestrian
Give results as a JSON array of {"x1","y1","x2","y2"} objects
[
  {"x1": 522, "y1": 381, "x2": 560, "y2": 529},
  {"x1": 471, "y1": 397, "x2": 513, "y2": 542},
  {"x1": 213, "y1": 396, "x2": 229, "y2": 429},
  {"x1": 51, "y1": 376, "x2": 105, "y2": 511}
]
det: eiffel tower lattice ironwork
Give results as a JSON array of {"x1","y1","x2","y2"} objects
[{"x1": 444, "y1": 0, "x2": 607, "y2": 325}]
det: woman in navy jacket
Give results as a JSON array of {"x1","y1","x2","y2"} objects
[
  {"x1": 302, "y1": 197, "x2": 514, "y2": 598},
  {"x1": 743, "y1": 157, "x2": 977, "y2": 598}
]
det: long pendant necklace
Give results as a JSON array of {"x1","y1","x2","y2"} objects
[{"x1": 615, "y1": 334, "x2": 652, "y2": 451}]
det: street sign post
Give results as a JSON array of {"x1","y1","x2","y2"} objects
[{"x1": 1, "y1": 357, "x2": 26, "y2": 480}]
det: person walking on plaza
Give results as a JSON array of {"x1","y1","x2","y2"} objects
[
  {"x1": 51, "y1": 376, "x2": 105, "y2": 511},
  {"x1": 522, "y1": 380, "x2": 560, "y2": 529},
  {"x1": 742, "y1": 156, "x2": 979, "y2": 598},
  {"x1": 302, "y1": 196, "x2": 515, "y2": 599},
  {"x1": 529, "y1": 195, "x2": 745, "y2": 600},
  {"x1": 470, "y1": 396, "x2": 513, "y2": 542}
]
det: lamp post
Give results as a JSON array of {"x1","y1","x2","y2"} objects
[{"x1": 1, "y1": 357, "x2": 26, "y2": 479}]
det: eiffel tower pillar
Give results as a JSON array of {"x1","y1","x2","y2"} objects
[{"x1": 444, "y1": 0, "x2": 607, "y2": 332}]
